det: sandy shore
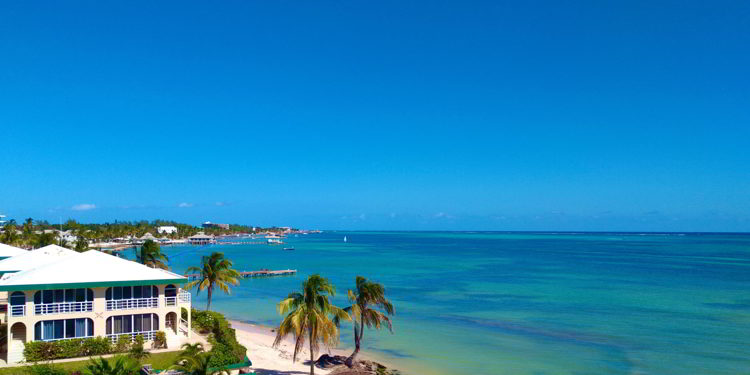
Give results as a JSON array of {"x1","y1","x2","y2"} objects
[{"x1": 230, "y1": 320, "x2": 389, "y2": 375}]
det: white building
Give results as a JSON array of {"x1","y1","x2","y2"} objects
[
  {"x1": 0, "y1": 246, "x2": 192, "y2": 364},
  {"x1": 157, "y1": 226, "x2": 178, "y2": 235},
  {"x1": 0, "y1": 244, "x2": 27, "y2": 260}
]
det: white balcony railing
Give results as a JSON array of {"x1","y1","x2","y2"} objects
[
  {"x1": 179, "y1": 318, "x2": 189, "y2": 334},
  {"x1": 106, "y1": 298, "x2": 158, "y2": 311},
  {"x1": 106, "y1": 330, "x2": 156, "y2": 343},
  {"x1": 10, "y1": 305, "x2": 25, "y2": 317},
  {"x1": 178, "y1": 290, "x2": 191, "y2": 304},
  {"x1": 41, "y1": 335, "x2": 94, "y2": 342},
  {"x1": 35, "y1": 301, "x2": 93, "y2": 315},
  {"x1": 165, "y1": 296, "x2": 177, "y2": 306}
]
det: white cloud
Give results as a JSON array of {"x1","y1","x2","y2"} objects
[
  {"x1": 178, "y1": 202, "x2": 194, "y2": 208},
  {"x1": 215, "y1": 202, "x2": 227, "y2": 206},
  {"x1": 71, "y1": 203, "x2": 96, "y2": 211}
]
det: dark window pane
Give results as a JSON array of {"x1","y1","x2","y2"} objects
[
  {"x1": 54, "y1": 320, "x2": 64, "y2": 339},
  {"x1": 34, "y1": 322, "x2": 41, "y2": 340},
  {"x1": 34, "y1": 291, "x2": 41, "y2": 305},
  {"x1": 153, "y1": 314, "x2": 159, "y2": 330},
  {"x1": 87, "y1": 289, "x2": 93, "y2": 301},
  {"x1": 123, "y1": 315, "x2": 132, "y2": 333},
  {"x1": 43, "y1": 290, "x2": 53, "y2": 304},
  {"x1": 134, "y1": 314, "x2": 143, "y2": 332},
  {"x1": 11, "y1": 292, "x2": 25, "y2": 305},
  {"x1": 66, "y1": 319, "x2": 75, "y2": 338},
  {"x1": 87, "y1": 319, "x2": 94, "y2": 336},
  {"x1": 65, "y1": 289, "x2": 76, "y2": 302},
  {"x1": 152, "y1": 286, "x2": 159, "y2": 298},
  {"x1": 123, "y1": 287, "x2": 131, "y2": 299},
  {"x1": 133, "y1": 286, "x2": 142, "y2": 299},
  {"x1": 113, "y1": 287, "x2": 122, "y2": 300},
  {"x1": 106, "y1": 288, "x2": 112, "y2": 300},
  {"x1": 54, "y1": 290, "x2": 64, "y2": 303},
  {"x1": 106, "y1": 317, "x2": 112, "y2": 335},
  {"x1": 76, "y1": 289, "x2": 85, "y2": 302},
  {"x1": 142, "y1": 314, "x2": 151, "y2": 331},
  {"x1": 143, "y1": 286, "x2": 151, "y2": 299},
  {"x1": 114, "y1": 316, "x2": 122, "y2": 334}
]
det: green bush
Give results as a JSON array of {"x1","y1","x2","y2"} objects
[
  {"x1": 24, "y1": 336, "x2": 114, "y2": 361},
  {"x1": 191, "y1": 309, "x2": 248, "y2": 368},
  {"x1": 80, "y1": 336, "x2": 112, "y2": 356},
  {"x1": 114, "y1": 334, "x2": 131, "y2": 353},
  {"x1": 153, "y1": 331, "x2": 167, "y2": 349}
]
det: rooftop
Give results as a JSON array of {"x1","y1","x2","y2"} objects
[{"x1": 0, "y1": 250, "x2": 186, "y2": 291}]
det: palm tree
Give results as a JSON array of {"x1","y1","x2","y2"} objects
[
  {"x1": 336, "y1": 276, "x2": 394, "y2": 367},
  {"x1": 84, "y1": 355, "x2": 141, "y2": 375},
  {"x1": 274, "y1": 274, "x2": 351, "y2": 375},
  {"x1": 1, "y1": 220, "x2": 20, "y2": 246},
  {"x1": 178, "y1": 342, "x2": 205, "y2": 358},
  {"x1": 171, "y1": 352, "x2": 227, "y2": 375},
  {"x1": 184, "y1": 252, "x2": 240, "y2": 311},
  {"x1": 136, "y1": 240, "x2": 169, "y2": 269}
]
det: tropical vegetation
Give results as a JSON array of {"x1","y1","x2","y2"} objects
[
  {"x1": 189, "y1": 309, "x2": 248, "y2": 368},
  {"x1": 135, "y1": 239, "x2": 169, "y2": 269},
  {"x1": 184, "y1": 252, "x2": 241, "y2": 311},
  {"x1": 274, "y1": 274, "x2": 350, "y2": 375},
  {"x1": 336, "y1": 276, "x2": 394, "y2": 367},
  {"x1": 83, "y1": 355, "x2": 140, "y2": 375},
  {"x1": 0, "y1": 218, "x2": 294, "y2": 250}
]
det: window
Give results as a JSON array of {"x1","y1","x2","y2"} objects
[
  {"x1": 34, "y1": 318, "x2": 93, "y2": 341},
  {"x1": 10, "y1": 292, "x2": 25, "y2": 306},
  {"x1": 106, "y1": 314, "x2": 159, "y2": 334},
  {"x1": 33, "y1": 289, "x2": 93, "y2": 304},
  {"x1": 165, "y1": 285, "x2": 177, "y2": 297},
  {"x1": 106, "y1": 285, "x2": 158, "y2": 300}
]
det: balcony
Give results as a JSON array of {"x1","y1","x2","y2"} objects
[
  {"x1": 10, "y1": 305, "x2": 25, "y2": 317},
  {"x1": 106, "y1": 330, "x2": 156, "y2": 343},
  {"x1": 165, "y1": 290, "x2": 191, "y2": 307},
  {"x1": 35, "y1": 301, "x2": 93, "y2": 315},
  {"x1": 106, "y1": 298, "x2": 159, "y2": 311}
]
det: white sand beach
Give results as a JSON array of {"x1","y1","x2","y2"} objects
[{"x1": 230, "y1": 320, "x2": 386, "y2": 375}]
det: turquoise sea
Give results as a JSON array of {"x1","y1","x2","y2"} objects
[{"x1": 147, "y1": 232, "x2": 750, "y2": 375}]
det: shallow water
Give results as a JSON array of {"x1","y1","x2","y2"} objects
[{"x1": 146, "y1": 231, "x2": 750, "y2": 375}]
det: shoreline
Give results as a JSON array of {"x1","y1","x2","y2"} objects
[{"x1": 229, "y1": 319, "x2": 400, "y2": 375}]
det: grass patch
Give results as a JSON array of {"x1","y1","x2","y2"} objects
[{"x1": 0, "y1": 351, "x2": 182, "y2": 374}]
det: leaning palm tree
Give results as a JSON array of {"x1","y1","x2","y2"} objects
[
  {"x1": 84, "y1": 355, "x2": 141, "y2": 375},
  {"x1": 136, "y1": 239, "x2": 169, "y2": 269},
  {"x1": 336, "y1": 276, "x2": 394, "y2": 367},
  {"x1": 171, "y1": 352, "x2": 227, "y2": 375},
  {"x1": 274, "y1": 274, "x2": 351, "y2": 375},
  {"x1": 184, "y1": 252, "x2": 241, "y2": 311}
]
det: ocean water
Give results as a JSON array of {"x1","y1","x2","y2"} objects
[{"x1": 148, "y1": 232, "x2": 750, "y2": 375}]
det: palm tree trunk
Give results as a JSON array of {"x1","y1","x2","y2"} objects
[
  {"x1": 207, "y1": 284, "x2": 213, "y2": 311},
  {"x1": 346, "y1": 317, "x2": 364, "y2": 367},
  {"x1": 309, "y1": 329, "x2": 315, "y2": 375}
]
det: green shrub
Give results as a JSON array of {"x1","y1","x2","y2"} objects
[
  {"x1": 153, "y1": 331, "x2": 167, "y2": 349},
  {"x1": 114, "y1": 334, "x2": 131, "y2": 353},
  {"x1": 80, "y1": 336, "x2": 112, "y2": 356},
  {"x1": 191, "y1": 309, "x2": 247, "y2": 367},
  {"x1": 24, "y1": 336, "x2": 113, "y2": 361}
]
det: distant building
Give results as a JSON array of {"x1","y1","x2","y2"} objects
[
  {"x1": 157, "y1": 226, "x2": 178, "y2": 234},
  {"x1": 202, "y1": 222, "x2": 229, "y2": 230},
  {"x1": 187, "y1": 232, "x2": 215, "y2": 245}
]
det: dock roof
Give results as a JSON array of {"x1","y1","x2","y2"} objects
[{"x1": 0, "y1": 250, "x2": 186, "y2": 291}]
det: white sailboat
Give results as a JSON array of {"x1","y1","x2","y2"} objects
[{"x1": 343, "y1": 236, "x2": 348, "y2": 243}]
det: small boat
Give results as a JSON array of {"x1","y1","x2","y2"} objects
[
  {"x1": 343, "y1": 236, "x2": 348, "y2": 243},
  {"x1": 283, "y1": 247, "x2": 295, "y2": 251}
]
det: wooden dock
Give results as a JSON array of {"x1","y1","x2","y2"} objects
[{"x1": 185, "y1": 269, "x2": 297, "y2": 280}]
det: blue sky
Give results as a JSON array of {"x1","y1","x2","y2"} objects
[{"x1": 1, "y1": 1, "x2": 749, "y2": 231}]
